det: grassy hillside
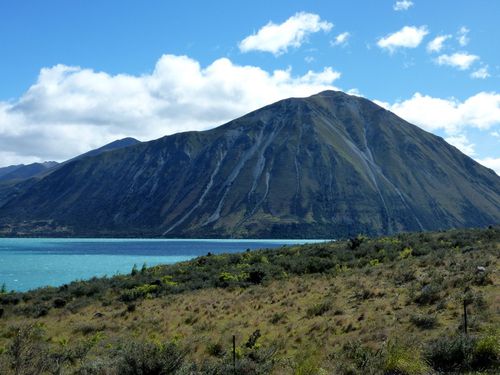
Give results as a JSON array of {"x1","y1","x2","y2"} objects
[{"x1": 0, "y1": 227, "x2": 498, "y2": 374}]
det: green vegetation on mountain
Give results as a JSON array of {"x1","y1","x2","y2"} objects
[
  {"x1": 0, "y1": 91, "x2": 499, "y2": 238},
  {"x1": 0, "y1": 227, "x2": 498, "y2": 374}
]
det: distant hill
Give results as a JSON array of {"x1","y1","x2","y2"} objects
[
  {"x1": 0, "y1": 138, "x2": 140, "y2": 185},
  {"x1": 0, "y1": 165, "x2": 24, "y2": 178},
  {"x1": 0, "y1": 138, "x2": 140, "y2": 208},
  {"x1": 0, "y1": 91, "x2": 498, "y2": 237},
  {"x1": 0, "y1": 165, "x2": 23, "y2": 179},
  {"x1": 0, "y1": 162, "x2": 59, "y2": 183}
]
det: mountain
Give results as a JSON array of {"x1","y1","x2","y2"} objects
[
  {"x1": 66, "y1": 137, "x2": 140, "y2": 162},
  {"x1": 0, "y1": 138, "x2": 139, "y2": 185},
  {"x1": 35, "y1": 137, "x2": 141, "y2": 177},
  {"x1": 0, "y1": 162, "x2": 59, "y2": 183},
  {"x1": 0, "y1": 165, "x2": 23, "y2": 178},
  {"x1": 0, "y1": 138, "x2": 141, "y2": 208},
  {"x1": 0, "y1": 91, "x2": 499, "y2": 238}
]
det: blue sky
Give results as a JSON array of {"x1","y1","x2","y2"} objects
[{"x1": 0, "y1": 0, "x2": 499, "y2": 173}]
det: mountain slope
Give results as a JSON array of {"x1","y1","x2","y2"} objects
[
  {"x1": 0, "y1": 138, "x2": 141, "y2": 208},
  {"x1": 66, "y1": 137, "x2": 140, "y2": 162},
  {"x1": 0, "y1": 91, "x2": 499, "y2": 237},
  {"x1": 0, "y1": 165, "x2": 23, "y2": 178},
  {"x1": 0, "y1": 162, "x2": 58, "y2": 183}
]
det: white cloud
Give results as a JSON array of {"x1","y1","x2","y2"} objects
[
  {"x1": 331, "y1": 32, "x2": 350, "y2": 46},
  {"x1": 476, "y1": 157, "x2": 500, "y2": 175},
  {"x1": 457, "y1": 26, "x2": 470, "y2": 46},
  {"x1": 393, "y1": 0, "x2": 414, "y2": 11},
  {"x1": 436, "y1": 52, "x2": 479, "y2": 70},
  {"x1": 0, "y1": 55, "x2": 341, "y2": 165},
  {"x1": 426, "y1": 35, "x2": 451, "y2": 53},
  {"x1": 382, "y1": 92, "x2": 500, "y2": 134},
  {"x1": 239, "y1": 12, "x2": 333, "y2": 55},
  {"x1": 377, "y1": 26, "x2": 429, "y2": 52},
  {"x1": 445, "y1": 134, "x2": 475, "y2": 155},
  {"x1": 471, "y1": 66, "x2": 490, "y2": 79},
  {"x1": 491, "y1": 131, "x2": 500, "y2": 138}
]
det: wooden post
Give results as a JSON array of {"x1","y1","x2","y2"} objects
[
  {"x1": 232, "y1": 335, "x2": 236, "y2": 374},
  {"x1": 463, "y1": 299, "x2": 468, "y2": 335}
]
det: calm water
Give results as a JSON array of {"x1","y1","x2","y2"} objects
[{"x1": 0, "y1": 238, "x2": 324, "y2": 291}]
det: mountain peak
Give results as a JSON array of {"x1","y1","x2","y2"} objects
[{"x1": 0, "y1": 93, "x2": 498, "y2": 238}]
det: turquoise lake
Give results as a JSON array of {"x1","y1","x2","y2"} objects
[{"x1": 0, "y1": 238, "x2": 325, "y2": 291}]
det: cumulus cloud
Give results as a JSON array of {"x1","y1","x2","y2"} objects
[
  {"x1": 445, "y1": 134, "x2": 475, "y2": 155},
  {"x1": 377, "y1": 26, "x2": 428, "y2": 52},
  {"x1": 380, "y1": 92, "x2": 500, "y2": 134},
  {"x1": 426, "y1": 35, "x2": 451, "y2": 53},
  {"x1": 476, "y1": 157, "x2": 500, "y2": 175},
  {"x1": 238, "y1": 12, "x2": 333, "y2": 55},
  {"x1": 393, "y1": 0, "x2": 414, "y2": 11},
  {"x1": 0, "y1": 55, "x2": 341, "y2": 165},
  {"x1": 331, "y1": 32, "x2": 350, "y2": 46},
  {"x1": 471, "y1": 66, "x2": 490, "y2": 79},
  {"x1": 457, "y1": 26, "x2": 470, "y2": 46},
  {"x1": 436, "y1": 52, "x2": 479, "y2": 70}
]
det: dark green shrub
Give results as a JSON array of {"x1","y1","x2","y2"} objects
[
  {"x1": 53, "y1": 298, "x2": 67, "y2": 308},
  {"x1": 427, "y1": 332, "x2": 499, "y2": 371},
  {"x1": 413, "y1": 283, "x2": 441, "y2": 305},
  {"x1": 425, "y1": 334, "x2": 475, "y2": 372},
  {"x1": 306, "y1": 300, "x2": 331, "y2": 317},
  {"x1": 245, "y1": 330, "x2": 261, "y2": 349},
  {"x1": 269, "y1": 312, "x2": 286, "y2": 324},
  {"x1": 247, "y1": 269, "x2": 266, "y2": 284},
  {"x1": 206, "y1": 342, "x2": 225, "y2": 357},
  {"x1": 117, "y1": 341, "x2": 185, "y2": 375},
  {"x1": 410, "y1": 313, "x2": 438, "y2": 329},
  {"x1": 332, "y1": 341, "x2": 383, "y2": 374}
]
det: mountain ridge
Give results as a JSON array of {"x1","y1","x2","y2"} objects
[{"x1": 0, "y1": 91, "x2": 498, "y2": 238}]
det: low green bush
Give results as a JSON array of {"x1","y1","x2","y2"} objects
[
  {"x1": 410, "y1": 313, "x2": 438, "y2": 329},
  {"x1": 117, "y1": 341, "x2": 185, "y2": 375},
  {"x1": 425, "y1": 333, "x2": 499, "y2": 372}
]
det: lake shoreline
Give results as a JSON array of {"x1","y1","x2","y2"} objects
[{"x1": 0, "y1": 238, "x2": 326, "y2": 292}]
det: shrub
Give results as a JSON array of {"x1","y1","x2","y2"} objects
[
  {"x1": 245, "y1": 330, "x2": 261, "y2": 349},
  {"x1": 247, "y1": 269, "x2": 266, "y2": 285},
  {"x1": 53, "y1": 298, "x2": 67, "y2": 308},
  {"x1": 410, "y1": 313, "x2": 438, "y2": 329},
  {"x1": 306, "y1": 301, "x2": 331, "y2": 317},
  {"x1": 120, "y1": 284, "x2": 159, "y2": 302},
  {"x1": 384, "y1": 342, "x2": 430, "y2": 375},
  {"x1": 471, "y1": 333, "x2": 499, "y2": 370},
  {"x1": 270, "y1": 312, "x2": 286, "y2": 324},
  {"x1": 117, "y1": 341, "x2": 185, "y2": 375},
  {"x1": 206, "y1": 342, "x2": 225, "y2": 358},
  {"x1": 413, "y1": 283, "x2": 441, "y2": 305},
  {"x1": 5, "y1": 324, "x2": 52, "y2": 375},
  {"x1": 332, "y1": 341, "x2": 383, "y2": 375},
  {"x1": 425, "y1": 334, "x2": 475, "y2": 372}
]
